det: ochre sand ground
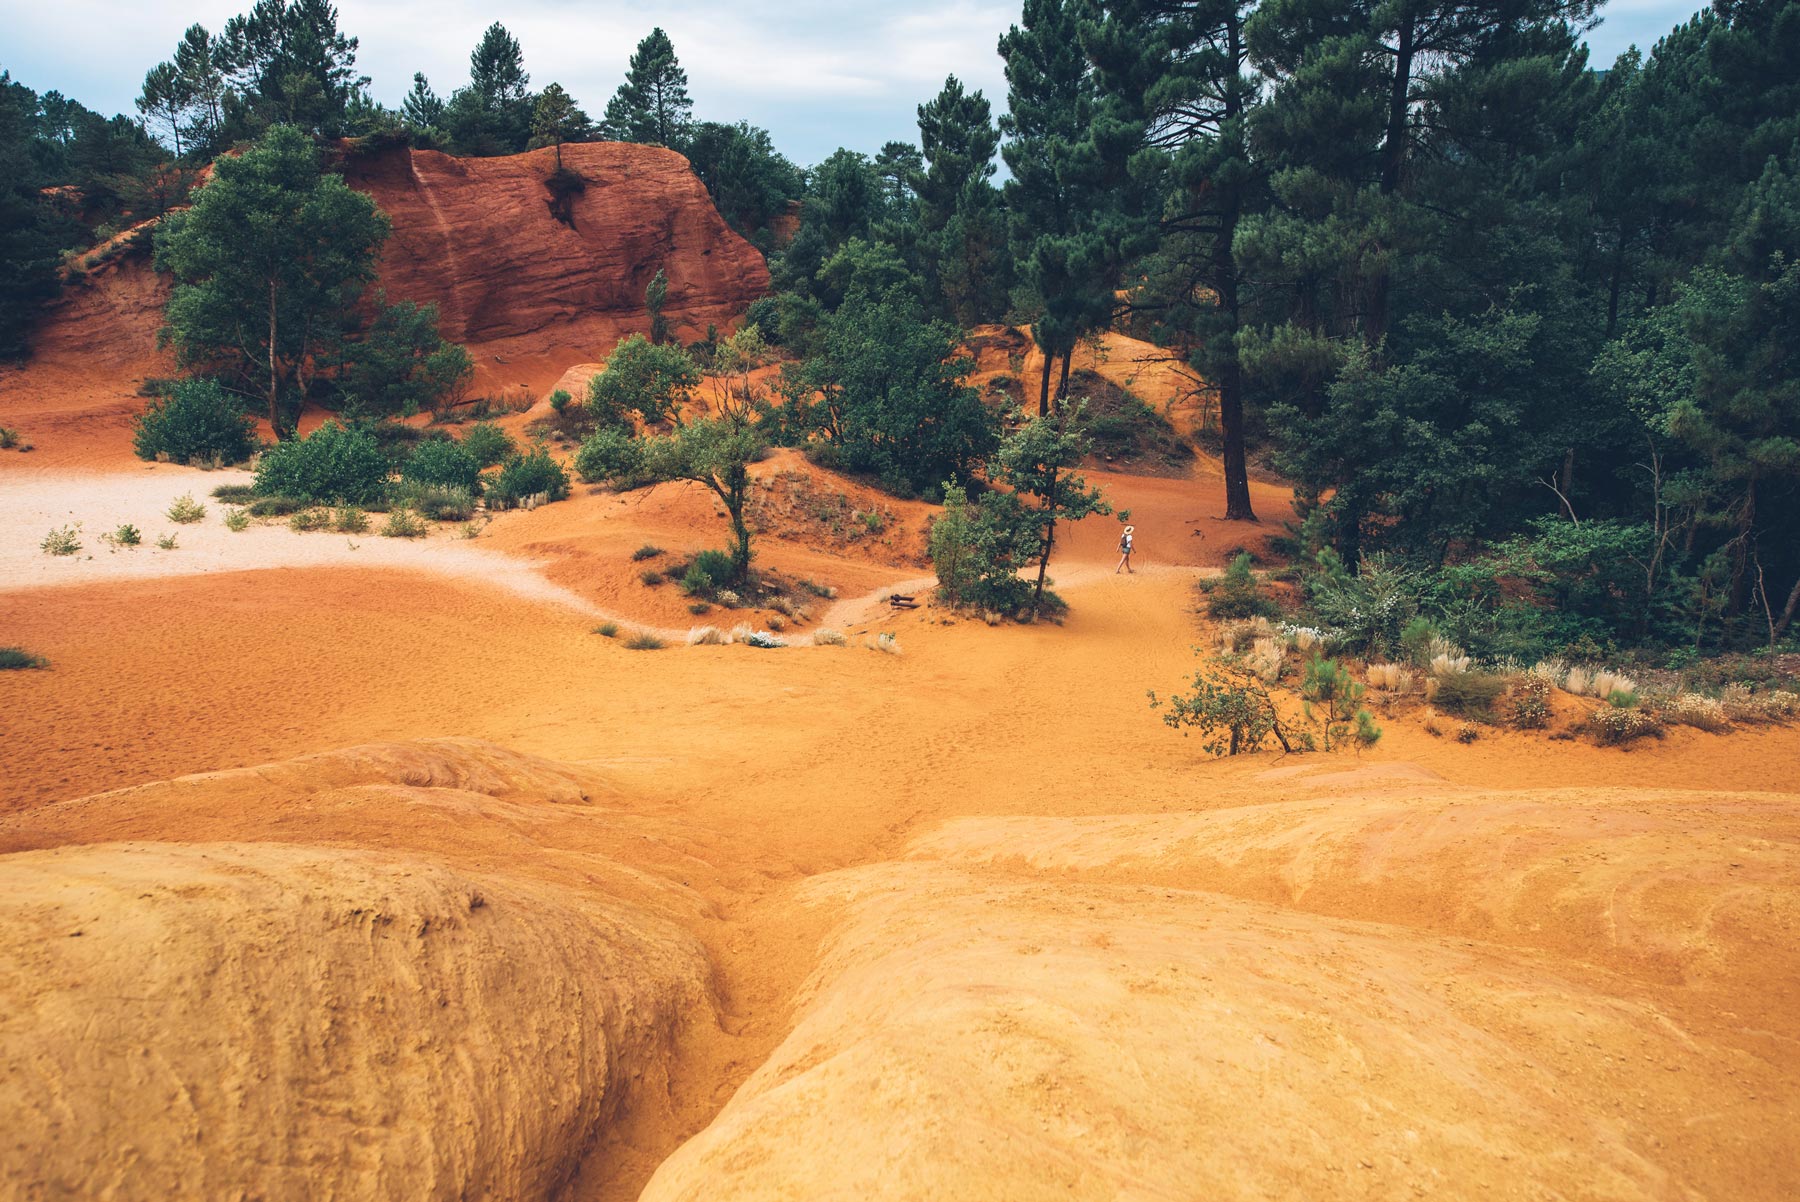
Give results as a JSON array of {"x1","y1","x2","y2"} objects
[{"x1": 3, "y1": 449, "x2": 1797, "y2": 1200}]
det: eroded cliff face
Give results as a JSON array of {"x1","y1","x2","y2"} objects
[
  {"x1": 339, "y1": 142, "x2": 769, "y2": 387},
  {"x1": 0, "y1": 141, "x2": 769, "y2": 462}
]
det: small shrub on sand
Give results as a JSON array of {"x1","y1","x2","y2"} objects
[
  {"x1": 288, "y1": 508, "x2": 330, "y2": 532},
  {"x1": 41, "y1": 524, "x2": 81, "y2": 556},
  {"x1": 224, "y1": 507, "x2": 250, "y2": 532},
  {"x1": 767, "y1": 614, "x2": 787, "y2": 632},
  {"x1": 108, "y1": 523, "x2": 142, "y2": 547},
  {"x1": 0, "y1": 427, "x2": 18, "y2": 449},
  {"x1": 1204, "y1": 553, "x2": 1280, "y2": 620},
  {"x1": 632, "y1": 544, "x2": 664, "y2": 561},
  {"x1": 800, "y1": 578, "x2": 835, "y2": 598},
  {"x1": 1455, "y1": 722, "x2": 1480, "y2": 743},
  {"x1": 1215, "y1": 616, "x2": 1276, "y2": 655},
  {"x1": 593, "y1": 621, "x2": 619, "y2": 637},
  {"x1": 687, "y1": 626, "x2": 727, "y2": 645},
  {"x1": 1433, "y1": 672, "x2": 1506, "y2": 720},
  {"x1": 488, "y1": 447, "x2": 569, "y2": 510},
  {"x1": 770, "y1": 596, "x2": 808, "y2": 621},
  {"x1": 640, "y1": 569, "x2": 664, "y2": 586},
  {"x1": 392, "y1": 481, "x2": 475, "y2": 522},
  {"x1": 728, "y1": 624, "x2": 757, "y2": 643},
  {"x1": 1591, "y1": 669, "x2": 1637, "y2": 699},
  {"x1": 332, "y1": 506, "x2": 369, "y2": 534},
  {"x1": 871, "y1": 632, "x2": 902, "y2": 656},
  {"x1": 0, "y1": 647, "x2": 49, "y2": 670},
  {"x1": 1718, "y1": 684, "x2": 1798, "y2": 724},
  {"x1": 716, "y1": 588, "x2": 742, "y2": 608},
  {"x1": 247, "y1": 495, "x2": 307, "y2": 517},
  {"x1": 625, "y1": 632, "x2": 666, "y2": 650},
  {"x1": 811, "y1": 628, "x2": 848, "y2": 646},
  {"x1": 742, "y1": 630, "x2": 786, "y2": 648},
  {"x1": 381, "y1": 508, "x2": 426, "y2": 538},
  {"x1": 212, "y1": 484, "x2": 256, "y2": 503},
  {"x1": 688, "y1": 601, "x2": 712, "y2": 615},
  {"x1": 1508, "y1": 676, "x2": 1553, "y2": 730},
  {"x1": 1589, "y1": 706, "x2": 1661, "y2": 745},
  {"x1": 155, "y1": 532, "x2": 179, "y2": 550},
  {"x1": 166, "y1": 493, "x2": 206, "y2": 524}
]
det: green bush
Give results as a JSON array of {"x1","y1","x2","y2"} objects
[
  {"x1": 166, "y1": 494, "x2": 206, "y2": 524},
  {"x1": 0, "y1": 647, "x2": 49, "y2": 669},
  {"x1": 625, "y1": 632, "x2": 666, "y2": 650},
  {"x1": 693, "y1": 549, "x2": 736, "y2": 587},
  {"x1": 381, "y1": 508, "x2": 427, "y2": 538},
  {"x1": 211, "y1": 484, "x2": 256, "y2": 503},
  {"x1": 641, "y1": 569, "x2": 664, "y2": 586},
  {"x1": 575, "y1": 427, "x2": 646, "y2": 484},
  {"x1": 489, "y1": 447, "x2": 570, "y2": 509},
  {"x1": 1432, "y1": 672, "x2": 1507, "y2": 719},
  {"x1": 224, "y1": 507, "x2": 251, "y2": 531},
  {"x1": 155, "y1": 533, "x2": 179, "y2": 550},
  {"x1": 332, "y1": 506, "x2": 369, "y2": 534},
  {"x1": 41, "y1": 524, "x2": 81, "y2": 556},
  {"x1": 132, "y1": 378, "x2": 257, "y2": 464},
  {"x1": 254, "y1": 421, "x2": 389, "y2": 504},
  {"x1": 246, "y1": 495, "x2": 308, "y2": 517},
  {"x1": 402, "y1": 438, "x2": 482, "y2": 494},
  {"x1": 110, "y1": 524, "x2": 142, "y2": 547},
  {"x1": 1206, "y1": 553, "x2": 1280, "y2": 620},
  {"x1": 288, "y1": 508, "x2": 329, "y2": 532},
  {"x1": 593, "y1": 621, "x2": 620, "y2": 637},
  {"x1": 681, "y1": 564, "x2": 712, "y2": 595},
  {"x1": 632, "y1": 544, "x2": 663, "y2": 561},
  {"x1": 548, "y1": 388, "x2": 572, "y2": 413},
  {"x1": 391, "y1": 482, "x2": 476, "y2": 522},
  {"x1": 460, "y1": 421, "x2": 516, "y2": 468}
]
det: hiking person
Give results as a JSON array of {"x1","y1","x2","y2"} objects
[{"x1": 1115, "y1": 524, "x2": 1135, "y2": 574}]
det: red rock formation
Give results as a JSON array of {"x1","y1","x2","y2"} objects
[
  {"x1": 339, "y1": 142, "x2": 769, "y2": 392},
  {"x1": 0, "y1": 141, "x2": 769, "y2": 465}
]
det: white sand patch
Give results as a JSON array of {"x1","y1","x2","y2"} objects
[{"x1": 1, "y1": 467, "x2": 597, "y2": 614}]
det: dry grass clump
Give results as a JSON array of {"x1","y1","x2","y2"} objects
[
  {"x1": 41, "y1": 523, "x2": 82, "y2": 556},
  {"x1": 1656, "y1": 693, "x2": 1729, "y2": 731},
  {"x1": 0, "y1": 647, "x2": 50, "y2": 670},
  {"x1": 1720, "y1": 684, "x2": 1799, "y2": 723},
  {"x1": 1432, "y1": 672, "x2": 1507, "y2": 719},
  {"x1": 871, "y1": 632, "x2": 902, "y2": 656},
  {"x1": 770, "y1": 596, "x2": 809, "y2": 621},
  {"x1": 1590, "y1": 669, "x2": 1636, "y2": 698},
  {"x1": 1365, "y1": 662, "x2": 1411, "y2": 691},
  {"x1": 1215, "y1": 616, "x2": 1275, "y2": 655},
  {"x1": 1429, "y1": 650, "x2": 1471, "y2": 677},
  {"x1": 811, "y1": 628, "x2": 848, "y2": 647},
  {"x1": 1589, "y1": 705, "x2": 1662, "y2": 745},
  {"x1": 625, "y1": 632, "x2": 666, "y2": 650},
  {"x1": 686, "y1": 626, "x2": 728, "y2": 646},
  {"x1": 1244, "y1": 637, "x2": 1285, "y2": 683}
]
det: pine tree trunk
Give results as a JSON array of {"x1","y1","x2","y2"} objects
[
  {"x1": 267, "y1": 277, "x2": 282, "y2": 439},
  {"x1": 1038, "y1": 347, "x2": 1053, "y2": 417},
  {"x1": 1774, "y1": 574, "x2": 1800, "y2": 642},
  {"x1": 1368, "y1": 7, "x2": 1416, "y2": 349},
  {"x1": 1032, "y1": 464, "x2": 1058, "y2": 616}
]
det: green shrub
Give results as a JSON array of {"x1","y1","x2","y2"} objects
[
  {"x1": 381, "y1": 508, "x2": 426, "y2": 538},
  {"x1": 692, "y1": 548, "x2": 735, "y2": 587},
  {"x1": 681, "y1": 563, "x2": 712, "y2": 595},
  {"x1": 489, "y1": 447, "x2": 570, "y2": 509},
  {"x1": 402, "y1": 438, "x2": 482, "y2": 494},
  {"x1": 41, "y1": 524, "x2": 81, "y2": 556},
  {"x1": 1206, "y1": 553, "x2": 1279, "y2": 620},
  {"x1": 166, "y1": 493, "x2": 206, "y2": 524},
  {"x1": 288, "y1": 508, "x2": 330, "y2": 532},
  {"x1": 155, "y1": 533, "x2": 179, "y2": 550},
  {"x1": 548, "y1": 388, "x2": 572, "y2": 413},
  {"x1": 0, "y1": 427, "x2": 18, "y2": 449},
  {"x1": 1607, "y1": 689, "x2": 1640, "y2": 709},
  {"x1": 110, "y1": 523, "x2": 142, "y2": 547},
  {"x1": 132, "y1": 378, "x2": 257, "y2": 464},
  {"x1": 688, "y1": 600, "x2": 712, "y2": 614},
  {"x1": 641, "y1": 569, "x2": 664, "y2": 586},
  {"x1": 593, "y1": 621, "x2": 619, "y2": 637},
  {"x1": 211, "y1": 484, "x2": 256, "y2": 503},
  {"x1": 224, "y1": 507, "x2": 250, "y2": 532},
  {"x1": 254, "y1": 421, "x2": 389, "y2": 504},
  {"x1": 0, "y1": 647, "x2": 49, "y2": 669},
  {"x1": 391, "y1": 480, "x2": 476, "y2": 521},
  {"x1": 632, "y1": 544, "x2": 663, "y2": 561},
  {"x1": 625, "y1": 632, "x2": 666, "y2": 650},
  {"x1": 1432, "y1": 672, "x2": 1507, "y2": 719},
  {"x1": 575, "y1": 427, "x2": 645, "y2": 484},
  {"x1": 332, "y1": 506, "x2": 369, "y2": 534},
  {"x1": 460, "y1": 421, "x2": 516, "y2": 468},
  {"x1": 246, "y1": 495, "x2": 308, "y2": 517},
  {"x1": 1589, "y1": 706, "x2": 1661, "y2": 745},
  {"x1": 1398, "y1": 617, "x2": 1439, "y2": 667}
]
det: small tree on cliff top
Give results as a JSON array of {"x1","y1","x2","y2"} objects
[{"x1": 531, "y1": 82, "x2": 590, "y2": 170}]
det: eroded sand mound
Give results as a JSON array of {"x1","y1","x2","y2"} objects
[
  {"x1": 0, "y1": 842, "x2": 708, "y2": 1202},
  {"x1": 643, "y1": 782, "x2": 1800, "y2": 1202},
  {"x1": 0, "y1": 739, "x2": 723, "y2": 1202}
]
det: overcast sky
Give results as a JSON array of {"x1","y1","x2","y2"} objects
[{"x1": 5, "y1": 0, "x2": 1709, "y2": 166}]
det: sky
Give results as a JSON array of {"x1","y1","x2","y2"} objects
[{"x1": 3, "y1": 0, "x2": 1710, "y2": 167}]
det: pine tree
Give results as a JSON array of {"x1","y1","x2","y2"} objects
[
  {"x1": 530, "y1": 82, "x2": 589, "y2": 170},
  {"x1": 401, "y1": 72, "x2": 444, "y2": 132},
  {"x1": 912, "y1": 76, "x2": 1009, "y2": 326},
  {"x1": 603, "y1": 28, "x2": 693, "y2": 149}
]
